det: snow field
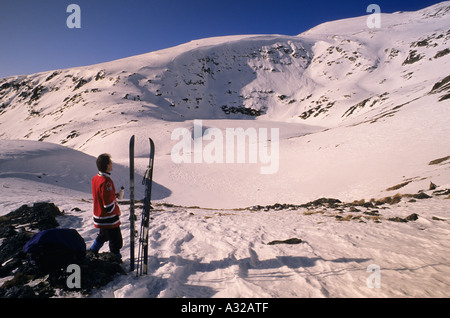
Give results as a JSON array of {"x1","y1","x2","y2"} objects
[
  {"x1": 0, "y1": 121, "x2": 449, "y2": 297},
  {"x1": 87, "y1": 195, "x2": 450, "y2": 298}
]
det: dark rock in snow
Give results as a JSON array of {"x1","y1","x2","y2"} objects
[
  {"x1": 388, "y1": 213, "x2": 419, "y2": 223},
  {"x1": 267, "y1": 238, "x2": 303, "y2": 245},
  {"x1": 0, "y1": 202, "x2": 62, "y2": 231},
  {"x1": 0, "y1": 202, "x2": 125, "y2": 298}
]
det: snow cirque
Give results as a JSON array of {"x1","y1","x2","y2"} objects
[{"x1": 0, "y1": 2, "x2": 450, "y2": 298}]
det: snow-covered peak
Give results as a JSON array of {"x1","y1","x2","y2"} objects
[
  {"x1": 1, "y1": 2, "x2": 449, "y2": 139},
  {"x1": 301, "y1": 1, "x2": 450, "y2": 39}
]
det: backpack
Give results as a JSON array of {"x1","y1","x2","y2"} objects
[{"x1": 23, "y1": 228, "x2": 86, "y2": 271}]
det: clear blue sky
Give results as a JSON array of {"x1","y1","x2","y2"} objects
[{"x1": 0, "y1": 0, "x2": 443, "y2": 78}]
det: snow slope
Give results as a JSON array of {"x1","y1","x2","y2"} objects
[
  {"x1": 1, "y1": 141, "x2": 449, "y2": 297},
  {"x1": 0, "y1": 2, "x2": 449, "y2": 208},
  {"x1": 0, "y1": 2, "x2": 449, "y2": 298}
]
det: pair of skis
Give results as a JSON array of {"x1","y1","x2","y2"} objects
[{"x1": 129, "y1": 135, "x2": 155, "y2": 275}]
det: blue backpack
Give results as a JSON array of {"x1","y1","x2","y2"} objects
[{"x1": 23, "y1": 228, "x2": 86, "y2": 271}]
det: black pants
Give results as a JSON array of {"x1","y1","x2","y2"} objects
[{"x1": 96, "y1": 227, "x2": 123, "y2": 254}]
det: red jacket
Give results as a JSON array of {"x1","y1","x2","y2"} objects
[{"x1": 92, "y1": 172, "x2": 121, "y2": 229}]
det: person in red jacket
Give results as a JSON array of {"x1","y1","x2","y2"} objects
[{"x1": 90, "y1": 153, "x2": 123, "y2": 260}]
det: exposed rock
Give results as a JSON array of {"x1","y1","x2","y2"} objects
[
  {"x1": 388, "y1": 213, "x2": 419, "y2": 223},
  {"x1": 267, "y1": 238, "x2": 303, "y2": 245},
  {"x1": 0, "y1": 202, "x2": 125, "y2": 298}
]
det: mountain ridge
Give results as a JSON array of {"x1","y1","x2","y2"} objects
[
  {"x1": 0, "y1": 2, "x2": 449, "y2": 147},
  {"x1": 0, "y1": 2, "x2": 449, "y2": 208}
]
